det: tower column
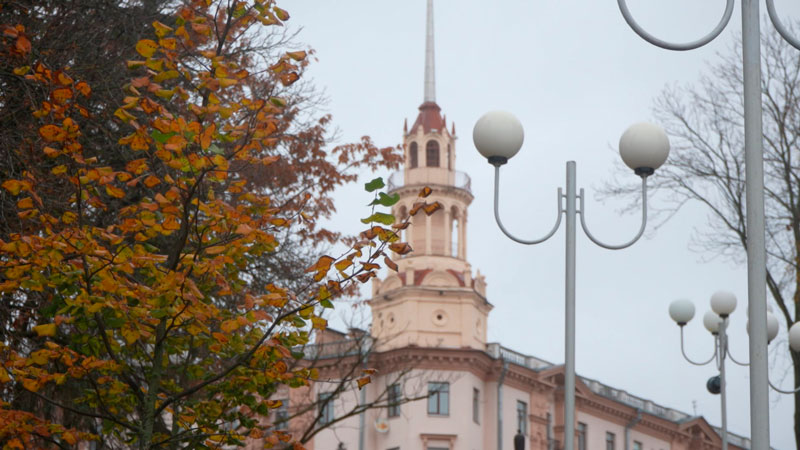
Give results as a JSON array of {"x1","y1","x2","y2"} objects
[
  {"x1": 459, "y1": 212, "x2": 467, "y2": 259},
  {"x1": 444, "y1": 208, "x2": 451, "y2": 256},
  {"x1": 425, "y1": 213, "x2": 432, "y2": 254}
]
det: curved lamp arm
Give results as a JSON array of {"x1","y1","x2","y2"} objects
[
  {"x1": 493, "y1": 165, "x2": 563, "y2": 245},
  {"x1": 680, "y1": 326, "x2": 718, "y2": 366},
  {"x1": 766, "y1": 0, "x2": 800, "y2": 51},
  {"x1": 726, "y1": 347, "x2": 750, "y2": 367},
  {"x1": 578, "y1": 177, "x2": 647, "y2": 250},
  {"x1": 617, "y1": 0, "x2": 734, "y2": 51},
  {"x1": 769, "y1": 379, "x2": 800, "y2": 394}
]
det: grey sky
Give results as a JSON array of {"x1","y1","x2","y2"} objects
[{"x1": 289, "y1": 1, "x2": 800, "y2": 448}]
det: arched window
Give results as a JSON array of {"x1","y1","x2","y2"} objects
[
  {"x1": 409, "y1": 142, "x2": 418, "y2": 168},
  {"x1": 426, "y1": 140, "x2": 440, "y2": 167}
]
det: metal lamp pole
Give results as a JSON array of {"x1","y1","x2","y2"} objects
[
  {"x1": 668, "y1": 293, "x2": 800, "y2": 450},
  {"x1": 617, "y1": 1, "x2": 800, "y2": 447},
  {"x1": 473, "y1": 113, "x2": 671, "y2": 450}
]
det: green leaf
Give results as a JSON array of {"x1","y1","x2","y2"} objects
[
  {"x1": 364, "y1": 177, "x2": 385, "y2": 192},
  {"x1": 369, "y1": 192, "x2": 400, "y2": 207},
  {"x1": 320, "y1": 299, "x2": 334, "y2": 309},
  {"x1": 151, "y1": 130, "x2": 176, "y2": 144},
  {"x1": 360, "y1": 212, "x2": 395, "y2": 225},
  {"x1": 208, "y1": 143, "x2": 224, "y2": 154}
]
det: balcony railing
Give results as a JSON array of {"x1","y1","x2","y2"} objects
[{"x1": 387, "y1": 169, "x2": 471, "y2": 193}]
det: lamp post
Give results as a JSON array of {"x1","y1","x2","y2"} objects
[
  {"x1": 473, "y1": 112, "x2": 670, "y2": 450},
  {"x1": 669, "y1": 293, "x2": 800, "y2": 450},
  {"x1": 617, "y1": 2, "x2": 800, "y2": 447}
]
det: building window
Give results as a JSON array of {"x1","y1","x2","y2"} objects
[
  {"x1": 606, "y1": 432, "x2": 616, "y2": 450},
  {"x1": 472, "y1": 388, "x2": 480, "y2": 423},
  {"x1": 426, "y1": 140, "x2": 440, "y2": 167},
  {"x1": 447, "y1": 144, "x2": 451, "y2": 170},
  {"x1": 516, "y1": 400, "x2": 528, "y2": 435},
  {"x1": 319, "y1": 392, "x2": 334, "y2": 426},
  {"x1": 633, "y1": 442, "x2": 642, "y2": 450},
  {"x1": 275, "y1": 399, "x2": 288, "y2": 430},
  {"x1": 388, "y1": 383, "x2": 401, "y2": 418},
  {"x1": 427, "y1": 382, "x2": 449, "y2": 415},
  {"x1": 409, "y1": 142, "x2": 418, "y2": 168},
  {"x1": 577, "y1": 422, "x2": 587, "y2": 450}
]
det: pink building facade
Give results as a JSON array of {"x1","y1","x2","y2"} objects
[{"x1": 300, "y1": 2, "x2": 750, "y2": 450}]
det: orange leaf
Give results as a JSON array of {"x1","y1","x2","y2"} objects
[
  {"x1": 75, "y1": 81, "x2": 91, "y2": 97},
  {"x1": 200, "y1": 123, "x2": 215, "y2": 150},
  {"x1": 162, "y1": 216, "x2": 180, "y2": 230},
  {"x1": 423, "y1": 202, "x2": 443, "y2": 216},
  {"x1": 39, "y1": 125, "x2": 67, "y2": 142},
  {"x1": 143, "y1": 175, "x2": 161, "y2": 188},
  {"x1": 15, "y1": 35, "x2": 31, "y2": 54},
  {"x1": 384, "y1": 256, "x2": 398, "y2": 272},
  {"x1": 136, "y1": 39, "x2": 159, "y2": 58},
  {"x1": 418, "y1": 186, "x2": 433, "y2": 198},
  {"x1": 389, "y1": 242, "x2": 413, "y2": 255},
  {"x1": 51, "y1": 87, "x2": 72, "y2": 104},
  {"x1": 357, "y1": 376, "x2": 371, "y2": 390}
]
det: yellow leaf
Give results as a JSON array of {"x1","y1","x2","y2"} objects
[
  {"x1": 287, "y1": 51, "x2": 307, "y2": 61},
  {"x1": 30, "y1": 349, "x2": 50, "y2": 365},
  {"x1": 122, "y1": 327, "x2": 140, "y2": 344},
  {"x1": 152, "y1": 21, "x2": 173, "y2": 38},
  {"x1": 136, "y1": 39, "x2": 159, "y2": 58},
  {"x1": 51, "y1": 165, "x2": 67, "y2": 175},
  {"x1": 311, "y1": 316, "x2": 327, "y2": 330},
  {"x1": 335, "y1": 259, "x2": 352, "y2": 272},
  {"x1": 13, "y1": 65, "x2": 30, "y2": 76},
  {"x1": 0, "y1": 367, "x2": 11, "y2": 383},
  {"x1": 106, "y1": 185, "x2": 125, "y2": 199},
  {"x1": 33, "y1": 323, "x2": 57, "y2": 337},
  {"x1": 159, "y1": 38, "x2": 177, "y2": 50},
  {"x1": 127, "y1": 60, "x2": 146, "y2": 69},
  {"x1": 220, "y1": 320, "x2": 239, "y2": 333},
  {"x1": 218, "y1": 78, "x2": 237, "y2": 88}
]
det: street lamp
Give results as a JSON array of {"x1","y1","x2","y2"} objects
[
  {"x1": 668, "y1": 292, "x2": 800, "y2": 450},
  {"x1": 473, "y1": 112, "x2": 670, "y2": 450},
  {"x1": 617, "y1": 2, "x2": 800, "y2": 447}
]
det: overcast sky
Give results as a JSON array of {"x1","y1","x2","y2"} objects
[{"x1": 288, "y1": 1, "x2": 800, "y2": 448}]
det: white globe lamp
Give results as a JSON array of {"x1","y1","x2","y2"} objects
[
  {"x1": 710, "y1": 290, "x2": 737, "y2": 318},
  {"x1": 668, "y1": 299, "x2": 695, "y2": 326},
  {"x1": 703, "y1": 311, "x2": 722, "y2": 334},
  {"x1": 789, "y1": 322, "x2": 800, "y2": 352},
  {"x1": 473, "y1": 111, "x2": 524, "y2": 166},
  {"x1": 619, "y1": 122, "x2": 670, "y2": 177}
]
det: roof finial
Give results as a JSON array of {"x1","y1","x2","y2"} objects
[{"x1": 424, "y1": 0, "x2": 435, "y2": 103}]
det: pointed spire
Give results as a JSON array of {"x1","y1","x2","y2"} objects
[
  {"x1": 403, "y1": 118, "x2": 408, "y2": 133},
  {"x1": 424, "y1": 0, "x2": 435, "y2": 103}
]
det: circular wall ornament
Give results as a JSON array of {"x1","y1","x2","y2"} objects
[{"x1": 432, "y1": 309, "x2": 448, "y2": 327}]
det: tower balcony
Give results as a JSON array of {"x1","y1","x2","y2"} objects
[{"x1": 387, "y1": 168, "x2": 471, "y2": 194}]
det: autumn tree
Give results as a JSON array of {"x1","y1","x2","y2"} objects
[
  {"x1": 0, "y1": 0, "x2": 440, "y2": 448},
  {"x1": 605, "y1": 29, "x2": 800, "y2": 447}
]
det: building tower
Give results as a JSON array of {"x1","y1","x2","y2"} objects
[{"x1": 370, "y1": 0, "x2": 491, "y2": 351}]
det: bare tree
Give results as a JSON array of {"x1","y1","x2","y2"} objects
[{"x1": 604, "y1": 27, "x2": 800, "y2": 448}]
